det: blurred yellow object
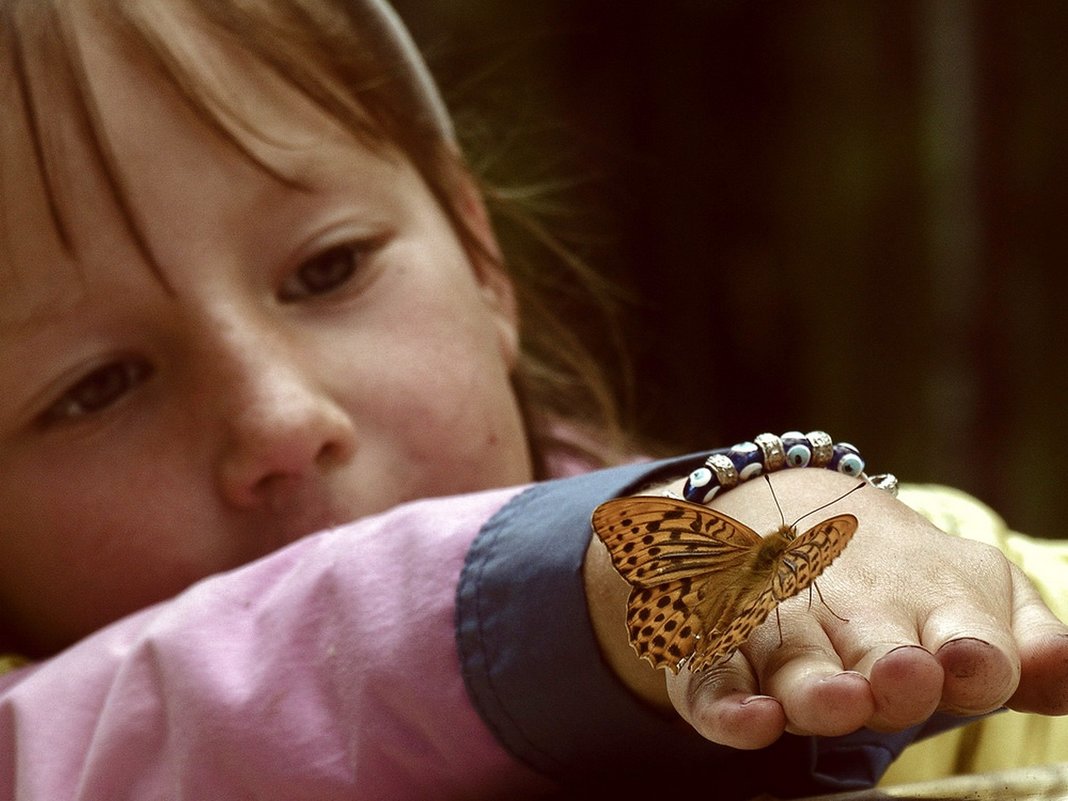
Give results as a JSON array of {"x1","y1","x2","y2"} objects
[{"x1": 0, "y1": 654, "x2": 28, "y2": 676}]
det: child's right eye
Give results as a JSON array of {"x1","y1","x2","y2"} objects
[
  {"x1": 41, "y1": 359, "x2": 154, "y2": 426},
  {"x1": 279, "y1": 242, "x2": 365, "y2": 302}
]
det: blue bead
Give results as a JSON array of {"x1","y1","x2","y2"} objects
[
  {"x1": 684, "y1": 466, "x2": 721, "y2": 502},
  {"x1": 728, "y1": 441, "x2": 761, "y2": 473},
  {"x1": 786, "y1": 443, "x2": 812, "y2": 467},
  {"x1": 739, "y1": 461, "x2": 764, "y2": 480},
  {"x1": 688, "y1": 466, "x2": 712, "y2": 488},
  {"x1": 836, "y1": 453, "x2": 865, "y2": 476},
  {"x1": 696, "y1": 484, "x2": 722, "y2": 503}
]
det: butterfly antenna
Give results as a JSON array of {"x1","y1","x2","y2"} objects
[
  {"x1": 764, "y1": 474, "x2": 788, "y2": 529},
  {"x1": 789, "y1": 479, "x2": 867, "y2": 530}
]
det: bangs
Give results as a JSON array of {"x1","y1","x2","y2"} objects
[
  {"x1": 2, "y1": 1, "x2": 156, "y2": 276},
  {"x1": 1, "y1": 0, "x2": 449, "y2": 284}
]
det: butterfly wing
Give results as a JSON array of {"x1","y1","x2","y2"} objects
[
  {"x1": 771, "y1": 514, "x2": 858, "y2": 601},
  {"x1": 623, "y1": 567, "x2": 779, "y2": 673},
  {"x1": 688, "y1": 586, "x2": 778, "y2": 672},
  {"x1": 593, "y1": 497, "x2": 765, "y2": 672},
  {"x1": 692, "y1": 514, "x2": 860, "y2": 669},
  {"x1": 592, "y1": 497, "x2": 761, "y2": 586},
  {"x1": 593, "y1": 498, "x2": 861, "y2": 674},
  {"x1": 689, "y1": 515, "x2": 858, "y2": 670},
  {"x1": 624, "y1": 578, "x2": 705, "y2": 671}
]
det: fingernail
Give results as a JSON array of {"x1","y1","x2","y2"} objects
[
  {"x1": 886, "y1": 644, "x2": 932, "y2": 657},
  {"x1": 740, "y1": 694, "x2": 776, "y2": 707},
  {"x1": 938, "y1": 637, "x2": 992, "y2": 650},
  {"x1": 834, "y1": 670, "x2": 866, "y2": 681}
]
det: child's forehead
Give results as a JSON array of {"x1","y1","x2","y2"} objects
[
  {"x1": 5, "y1": 0, "x2": 391, "y2": 172},
  {"x1": 0, "y1": 0, "x2": 398, "y2": 282}
]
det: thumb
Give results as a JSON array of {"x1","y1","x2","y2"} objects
[{"x1": 665, "y1": 655, "x2": 786, "y2": 749}]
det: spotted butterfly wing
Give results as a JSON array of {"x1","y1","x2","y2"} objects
[
  {"x1": 688, "y1": 514, "x2": 858, "y2": 671},
  {"x1": 591, "y1": 496, "x2": 858, "y2": 673},
  {"x1": 592, "y1": 498, "x2": 762, "y2": 670},
  {"x1": 768, "y1": 515, "x2": 857, "y2": 603}
]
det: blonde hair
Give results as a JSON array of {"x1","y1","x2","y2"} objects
[{"x1": 2, "y1": 0, "x2": 630, "y2": 476}]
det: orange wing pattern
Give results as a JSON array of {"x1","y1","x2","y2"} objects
[{"x1": 592, "y1": 496, "x2": 858, "y2": 673}]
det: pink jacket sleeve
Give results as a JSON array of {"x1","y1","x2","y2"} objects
[{"x1": 0, "y1": 488, "x2": 550, "y2": 800}]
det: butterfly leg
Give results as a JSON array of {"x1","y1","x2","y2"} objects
[{"x1": 812, "y1": 581, "x2": 849, "y2": 623}]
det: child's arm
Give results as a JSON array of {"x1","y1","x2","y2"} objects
[
  {"x1": 3, "y1": 457, "x2": 1064, "y2": 798},
  {"x1": 0, "y1": 488, "x2": 555, "y2": 800},
  {"x1": 585, "y1": 466, "x2": 1068, "y2": 751}
]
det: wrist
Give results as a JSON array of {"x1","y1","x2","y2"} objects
[{"x1": 583, "y1": 530, "x2": 673, "y2": 710}]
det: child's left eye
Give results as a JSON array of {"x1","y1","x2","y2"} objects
[
  {"x1": 280, "y1": 243, "x2": 362, "y2": 301},
  {"x1": 40, "y1": 358, "x2": 154, "y2": 426}
]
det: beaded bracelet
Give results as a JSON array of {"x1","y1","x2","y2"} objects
[{"x1": 681, "y1": 430, "x2": 898, "y2": 504}]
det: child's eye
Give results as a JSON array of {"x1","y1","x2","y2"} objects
[
  {"x1": 41, "y1": 359, "x2": 154, "y2": 425},
  {"x1": 280, "y1": 243, "x2": 364, "y2": 301}
]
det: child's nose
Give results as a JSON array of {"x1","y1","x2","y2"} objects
[{"x1": 213, "y1": 353, "x2": 357, "y2": 511}]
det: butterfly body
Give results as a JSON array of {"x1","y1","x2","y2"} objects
[{"x1": 591, "y1": 496, "x2": 858, "y2": 673}]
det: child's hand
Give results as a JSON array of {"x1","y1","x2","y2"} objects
[{"x1": 585, "y1": 467, "x2": 1068, "y2": 750}]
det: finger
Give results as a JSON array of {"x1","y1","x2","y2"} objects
[
  {"x1": 933, "y1": 637, "x2": 1017, "y2": 714},
  {"x1": 666, "y1": 653, "x2": 786, "y2": 750},
  {"x1": 819, "y1": 603, "x2": 943, "y2": 731},
  {"x1": 749, "y1": 607, "x2": 875, "y2": 737},
  {"x1": 919, "y1": 598, "x2": 1020, "y2": 714},
  {"x1": 851, "y1": 644, "x2": 944, "y2": 731},
  {"x1": 1006, "y1": 564, "x2": 1068, "y2": 715},
  {"x1": 913, "y1": 542, "x2": 1021, "y2": 714}
]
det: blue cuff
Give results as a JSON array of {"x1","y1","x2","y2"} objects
[{"x1": 455, "y1": 455, "x2": 957, "y2": 796}]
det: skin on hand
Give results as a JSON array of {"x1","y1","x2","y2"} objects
[{"x1": 584, "y1": 467, "x2": 1068, "y2": 749}]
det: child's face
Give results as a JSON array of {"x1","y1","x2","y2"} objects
[{"x1": 0, "y1": 13, "x2": 532, "y2": 653}]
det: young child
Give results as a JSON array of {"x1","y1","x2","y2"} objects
[{"x1": 0, "y1": 0, "x2": 1065, "y2": 798}]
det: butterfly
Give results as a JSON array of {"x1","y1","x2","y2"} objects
[{"x1": 590, "y1": 478, "x2": 862, "y2": 673}]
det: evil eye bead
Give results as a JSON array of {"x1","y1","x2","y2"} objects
[
  {"x1": 695, "y1": 484, "x2": 722, "y2": 503},
  {"x1": 688, "y1": 466, "x2": 713, "y2": 489},
  {"x1": 836, "y1": 452, "x2": 865, "y2": 476},
  {"x1": 739, "y1": 461, "x2": 764, "y2": 481},
  {"x1": 683, "y1": 466, "x2": 721, "y2": 503},
  {"x1": 785, "y1": 442, "x2": 812, "y2": 468},
  {"x1": 831, "y1": 442, "x2": 865, "y2": 477},
  {"x1": 729, "y1": 441, "x2": 764, "y2": 481}
]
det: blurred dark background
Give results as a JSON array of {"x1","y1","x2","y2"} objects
[{"x1": 394, "y1": 1, "x2": 1068, "y2": 540}]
